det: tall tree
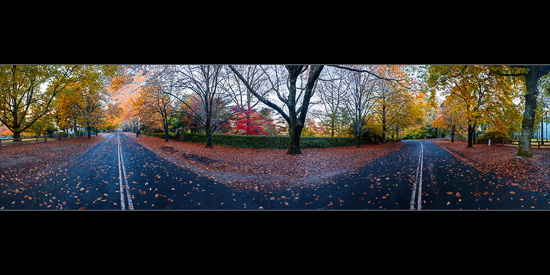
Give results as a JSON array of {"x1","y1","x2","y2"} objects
[
  {"x1": 340, "y1": 67, "x2": 378, "y2": 147},
  {"x1": 229, "y1": 65, "x2": 323, "y2": 154},
  {"x1": 0, "y1": 65, "x2": 78, "y2": 140},
  {"x1": 489, "y1": 65, "x2": 550, "y2": 157},
  {"x1": 317, "y1": 66, "x2": 347, "y2": 137},
  {"x1": 170, "y1": 65, "x2": 235, "y2": 147},
  {"x1": 428, "y1": 65, "x2": 517, "y2": 147},
  {"x1": 226, "y1": 65, "x2": 268, "y2": 135},
  {"x1": 372, "y1": 65, "x2": 412, "y2": 143},
  {"x1": 140, "y1": 71, "x2": 178, "y2": 142}
]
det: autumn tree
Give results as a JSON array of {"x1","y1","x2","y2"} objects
[
  {"x1": 489, "y1": 65, "x2": 550, "y2": 157},
  {"x1": 432, "y1": 99, "x2": 467, "y2": 143},
  {"x1": 78, "y1": 69, "x2": 108, "y2": 138},
  {"x1": 139, "y1": 72, "x2": 178, "y2": 142},
  {"x1": 56, "y1": 82, "x2": 82, "y2": 136},
  {"x1": 0, "y1": 65, "x2": 77, "y2": 141},
  {"x1": 226, "y1": 65, "x2": 269, "y2": 135},
  {"x1": 371, "y1": 65, "x2": 415, "y2": 143},
  {"x1": 428, "y1": 65, "x2": 520, "y2": 147},
  {"x1": 229, "y1": 64, "x2": 411, "y2": 154}
]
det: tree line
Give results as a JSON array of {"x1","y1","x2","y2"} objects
[
  {"x1": 425, "y1": 65, "x2": 550, "y2": 158},
  {"x1": 2, "y1": 64, "x2": 547, "y2": 158},
  {"x1": 115, "y1": 65, "x2": 424, "y2": 154},
  {"x1": 0, "y1": 65, "x2": 120, "y2": 140}
]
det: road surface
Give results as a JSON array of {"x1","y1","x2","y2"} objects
[{"x1": 1, "y1": 133, "x2": 548, "y2": 210}]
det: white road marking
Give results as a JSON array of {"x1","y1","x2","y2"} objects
[
  {"x1": 410, "y1": 141, "x2": 424, "y2": 210},
  {"x1": 117, "y1": 133, "x2": 134, "y2": 210},
  {"x1": 117, "y1": 134, "x2": 126, "y2": 210}
]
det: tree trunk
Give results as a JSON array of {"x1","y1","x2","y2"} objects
[
  {"x1": 87, "y1": 126, "x2": 91, "y2": 138},
  {"x1": 13, "y1": 131, "x2": 21, "y2": 142},
  {"x1": 164, "y1": 124, "x2": 169, "y2": 142},
  {"x1": 356, "y1": 135, "x2": 361, "y2": 148},
  {"x1": 467, "y1": 124, "x2": 474, "y2": 148},
  {"x1": 331, "y1": 117, "x2": 335, "y2": 137},
  {"x1": 287, "y1": 125, "x2": 303, "y2": 155},
  {"x1": 451, "y1": 124, "x2": 456, "y2": 143},
  {"x1": 205, "y1": 121, "x2": 213, "y2": 148},
  {"x1": 542, "y1": 114, "x2": 545, "y2": 146},
  {"x1": 518, "y1": 72, "x2": 539, "y2": 157},
  {"x1": 382, "y1": 123, "x2": 387, "y2": 144},
  {"x1": 206, "y1": 130, "x2": 214, "y2": 148}
]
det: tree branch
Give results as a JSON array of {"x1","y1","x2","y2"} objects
[
  {"x1": 329, "y1": 65, "x2": 410, "y2": 89},
  {"x1": 228, "y1": 65, "x2": 291, "y2": 124}
]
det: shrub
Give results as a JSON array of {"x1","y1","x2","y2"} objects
[
  {"x1": 478, "y1": 131, "x2": 510, "y2": 141},
  {"x1": 154, "y1": 133, "x2": 379, "y2": 149}
]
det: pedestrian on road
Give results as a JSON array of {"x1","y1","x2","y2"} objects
[{"x1": 137, "y1": 129, "x2": 141, "y2": 138}]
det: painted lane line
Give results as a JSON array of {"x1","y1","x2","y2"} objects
[
  {"x1": 410, "y1": 141, "x2": 424, "y2": 210},
  {"x1": 417, "y1": 141, "x2": 424, "y2": 210},
  {"x1": 120, "y1": 136, "x2": 133, "y2": 210},
  {"x1": 117, "y1": 133, "x2": 134, "y2": 210},
  {"x1": 117, "y1": 134, "x2": 126, "y2": 210}
]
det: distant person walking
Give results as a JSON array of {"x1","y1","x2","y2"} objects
[{"x1": 136, "y1": 129, "x2": 141, "y2": 138}]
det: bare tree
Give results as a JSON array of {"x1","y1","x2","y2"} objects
[
  {"x1": 225, "y1": 65, "x2": 269, "y2": 134},
  {"x1": 229, "y1": 65, "x2": 323, "y2": 154},
  {"x1": 340, "y1": 67, "x2": 378, "y2": 147},
  {"x1": 317, "y1": 66, "x2": 347, "y2": 137},
  {"x1": 170, "y1": 65, "x2": 235, "y2": 148}
]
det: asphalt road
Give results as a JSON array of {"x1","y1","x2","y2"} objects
[{"x1": 1, "y1": 134, "x2": 548, "y2": 210}]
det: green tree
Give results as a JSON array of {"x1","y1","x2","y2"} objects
[{"x1": 0, "y1": 65, "x2": 78, "y2": 140}]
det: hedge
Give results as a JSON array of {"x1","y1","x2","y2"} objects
[{"x1": 143, "y1": 132, "x2": 375, "y2": 149}]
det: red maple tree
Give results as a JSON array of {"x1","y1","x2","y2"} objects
[{"x1": 230, "y1": 104, "x2": 273, "y2": 135}]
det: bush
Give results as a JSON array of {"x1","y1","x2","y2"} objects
[
  {"x1": 151, "y1": 133, "x2": 379, "y2": 149},
  {"x1": 148, "y1": 131, "x2": 176, "y2": 139},
  {"x1": 478, "y1": 131, "x2": 510, "y2": 141}
]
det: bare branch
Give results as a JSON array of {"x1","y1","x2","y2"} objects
[{"x1": 329, "y1": 65, "x2": 410, "y2": 89}]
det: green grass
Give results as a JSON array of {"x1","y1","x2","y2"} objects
[{"x1": 1, "y1": 137, "x2": 45, "y2": 143}]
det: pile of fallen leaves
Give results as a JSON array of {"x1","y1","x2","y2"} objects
[
  {"x1": 126, "y1": 133, "x2": 405, "y2": 191},
  {"x1": 0, "y1": 135, "x2": 107, "y2": 187},
  {"x1": 433, "y1": 140, "x2": 550, "y2": 193}
]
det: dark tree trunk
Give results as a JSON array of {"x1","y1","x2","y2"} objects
[
  {"x1": 512, "y1": 65, "x2": 550, "y2": 157},
  {"x1": 164, "y1": 124, "x2": 169, "y2": 142},
  {"x1": 451, "y1": 124, "x2": 456, "y2": 143},
  {"x1": 13, "y1": 131, "x2": 21, "y2": 142},
  {"x1": 205, "y1": 120, "x2": 213, "y2": 148},
  {"x1": 87, "y1": 126, "x2": 91, "y2": 138},
  {"x1": 206, "y1": 130, "x2": 214, "y2": 148},
  {"x1": 467, "y1": 124, "x2": 474, "y2": 148},
  {"x1": 382, "y1": 123, "x2": 387, "y2": 144},
  {"x1": 287, "y1": 125, "x2": 303, "y2": 155},
  {"x1": 331, "y1": 117, "x2": 335, "y2": 137},
  {"x1": 518, "y1": 72, "x2": 539, "y2": 157},
  {"x1": 356, "y1": 135, "x2": 361, "y2": 148}
]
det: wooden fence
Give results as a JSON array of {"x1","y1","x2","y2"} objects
[
  {"x1": 476, "y1": 139, "x2": 550, "y2": 149},
  {"x1": 0, "y1": 135, "x2": 50, "y2": 147}
]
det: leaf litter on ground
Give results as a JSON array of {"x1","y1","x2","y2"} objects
[
  {"x1": 433, "y1": 140, "x2": 550, "y2": 194},
  {"x1": 126, "y1": 133, "x2": 405, "y2": 191}
]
